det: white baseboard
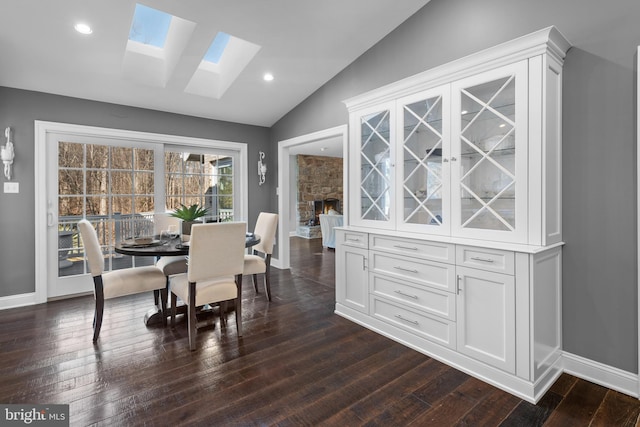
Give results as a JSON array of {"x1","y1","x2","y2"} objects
[
  {"x1": 289, "y1": 231, "x2": 297, "y2": 237},
  {"x1": 0, "y1": 292, "x2": 39, "y2": 310},
  {"x1": 270, "y1": 258, "x2": 285, "y2": 270},
  {"x1": 562, "y1": 351, "x2": 638, "y2": 398}
]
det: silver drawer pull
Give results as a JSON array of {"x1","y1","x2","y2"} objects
[
  {"x1": 346, "y1": 238, "x2": 361, "y2": 242},
  {"x1": 394, "y1": 290, "x2": 418, "y2": 300},
  {"x1": 470, "y1": 256, "x2": 495, "y2": 263},
  {"x1": 395, "y1": 315, "x2": 419, "y2": 326},
  {"x1": 393, "y1": 245, "x2": 418, "y2": 251},
  {"x1": 394, "y1": 266, "x2": 419, "y2": 273}
]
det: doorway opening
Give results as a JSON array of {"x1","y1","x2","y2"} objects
[{"x1": 276, "y1": 125, "x2": 347, "y2": 270}]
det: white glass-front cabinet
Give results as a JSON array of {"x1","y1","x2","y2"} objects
[
  {"x1": 338, "y1": 27, "x2": 570, "y2": 403},
  {"x1": 451, "y1": 61, "x2": 528, "y2": 243},
  {"x1": 348, "y1": 102, "x2": 396, "y2": 230},
  {"x1": 396, "y1": 86, "x2": 451, "y2": 236},
  {"x1": 350, "y1": 61, "x2": 530, "y2": 244}
]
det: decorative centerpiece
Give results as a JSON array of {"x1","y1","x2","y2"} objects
[{"x1": 169, "y1": 204, "x2": 209, "y2": 239}]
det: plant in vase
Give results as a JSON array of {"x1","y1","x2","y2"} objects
[{"x1": 169, "y1": 204, "x2": 210, "y2": 239}]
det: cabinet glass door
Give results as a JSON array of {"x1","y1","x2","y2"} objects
[
  {"x1": 397, "y1": 87, "x2": 450, "y2": 234},
  {"x1": 452, "y1": 61, "x2": 527, "y2": 242},
  {"x1": 359, "y1": 108, "x2": 393, "y2": 222}
]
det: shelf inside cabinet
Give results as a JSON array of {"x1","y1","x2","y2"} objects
[{"x1": 460, "y1": 147, "x2": 515, "y2": 157}]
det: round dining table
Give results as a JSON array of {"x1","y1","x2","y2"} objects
[
  {"x1": 114, "y1": 233, "x2": 260, "y2": 325},
  {"x1": 114, "y1": 232, "x2": 260, "y2": 257}
]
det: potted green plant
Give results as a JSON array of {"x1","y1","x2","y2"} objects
[{"x1": 169, "y1": 204, "x2": 210, "y2": 237}]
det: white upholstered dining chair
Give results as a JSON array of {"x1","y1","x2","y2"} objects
[
  {"x1": 153, "y1": 213, "x2": 189, "y2": 294},
  {"x1": 244, "y1": 212, "x2": 278, "y2": 301},
  {"x1": 170, "y1": 222, "x2": 246, "y2": 351},
  {"x1": 77, "y1": 219, "x2": 167, "y2": 342}
]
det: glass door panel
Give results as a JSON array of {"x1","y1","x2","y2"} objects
[
  {"x1": 397, "y1": 87, "x2": 450, "y2": 234},
  {"x1": 402, "y1": 95, "x2": 444, "y2": 226},
  {"x1": 360, "y1": 110, "x2": 392, "y2": 221},
  {"x1": 459, "y1": 75, "x2": 516, "y2": 232},
  {"x1": 451, "y1": 60, "x2": 528, "y2": 243}
]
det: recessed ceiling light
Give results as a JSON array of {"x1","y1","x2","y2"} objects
[
  {"x1": 263, "y1": 73, "x2": 274, "y2": 82},
  {"x1": 74, "y1": 23, "x2": 93, "y2": 35}
]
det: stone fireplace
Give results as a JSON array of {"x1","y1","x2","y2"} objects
[{"x1": 295, "y1": 155, "x2": 343, "y2": 238}]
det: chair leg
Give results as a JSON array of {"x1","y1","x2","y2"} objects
[
  {"x1": 188, "y1": 282, "x2": 197, "y2": 351},
  {"x1": 161, "y1": 277, "x2": 170, "y2": 327},
  {"x1": 159, "y1": 288, "x2": 168, "y2": 327},
  {"x1": 252, "y1": 274, "x2": 259, "y2": 293},
  {"x1": 264, "y1": 254, "x2": 272, "y2": 301},
  {"x1": 220, "y1": 301, "x2": 227, "y2": 327},
  {"x1": 236, "y1": 274, "x2": 243, "y2": 337},
  {"x1": 171, "y1": 293, "x2": 177, "y2": 327},
  {"x1": 153, "y1": 289, "x2": 160, "y2": 306},
  {"x1": 92, "y1": 276, "x2": 105, "y2": 342},
  {"x1": 264, "y1": 273, "x2": 272, "y2": 302}
]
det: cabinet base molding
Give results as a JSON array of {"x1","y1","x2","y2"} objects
[{"x1": 335, "y1": 303, "x2": 563, "y2": 404}]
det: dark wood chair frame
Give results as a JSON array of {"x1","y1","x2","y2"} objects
[
  {"x1": 91, "y1": 274, "x2": 168, "y2": 343},
  {"x1": 250, "y1": 251, "x2": 272, "y2": 301}
]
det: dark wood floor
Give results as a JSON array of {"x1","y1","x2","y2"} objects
[{"x1": 1, "y1": 237, "x2": 639, "y2": 426}]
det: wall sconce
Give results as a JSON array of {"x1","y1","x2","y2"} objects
[
  {"x1": 258, "y1": 151, "x2": 267, "y2": 185},
  {"x1": 1, "y1": 127, "x2": 15, "y2": 180}
]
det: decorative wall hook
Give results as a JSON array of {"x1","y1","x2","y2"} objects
[
  {"x1": 258, "y1": 151, "x2": 267, "y2": 185},
  {"x1": 1, "y1": 127, "x2": 15, "y2": 180}
]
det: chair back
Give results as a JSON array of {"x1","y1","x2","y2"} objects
[
  {"x1": 252, "y1": 212, "x2": 278, "y2": 255},
  {"x1": 153, "y1": 213, "x2": 181, "y2": 235},
  {"x1": 77, "y1": 219, "x2": 104, "y2": 277},
  {"x1": 187, "y1": 222, "x2": 246, "y2": 283}
]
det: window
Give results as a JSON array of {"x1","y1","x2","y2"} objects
[
  {"x1": 128, "y1": 3, "x2": 172, "y2": 48},
  {"x1": 165, "y1": 150, "x2": 235, "y2": 222}
]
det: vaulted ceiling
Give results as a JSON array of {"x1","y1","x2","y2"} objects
[{"x1": 0, "y1": 1, "x2": 430, "y2": 127}]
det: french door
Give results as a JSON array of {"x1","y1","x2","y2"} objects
[{"x1": 38, "y1": 122, "x2": 246, "y2": 300}]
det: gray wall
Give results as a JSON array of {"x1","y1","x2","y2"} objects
[
  {"x1": 0, "y1": 87, "x2": 270, "y2": 297},
  {"x1": 271, "y1": 0, "x2": 640, "y2": 372}
]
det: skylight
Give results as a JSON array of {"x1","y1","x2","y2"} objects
[
  {"x1": 204, "y1": 32, "x2": 231, "y2": 64},
  {"x1": 129, "y1": 4, "x2": 172, "y2": 48}
]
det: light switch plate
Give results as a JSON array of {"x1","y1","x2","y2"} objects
[{"x1": 4, "y1": 182, "x2": 19, "y2": 193}]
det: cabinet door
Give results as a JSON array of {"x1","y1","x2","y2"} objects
[
  {"x1": 349, "y1": 102, "x2": 396, "y2": 229},
  {"x1": 451, "y1": 61, "x2": 528, "y2": 243},
  {"x1": 336, "y1": 244, "x2": 369, "y2": 314},
  {"x1": 456, "y1": 266, "x2": 515, "y2": 373},
  {"x1": 396, "y1": 86, "x2": 451, "y2": 235}
]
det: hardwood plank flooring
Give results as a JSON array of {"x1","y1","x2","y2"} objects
[{"x1": 1, "y1": 236, "x2": 639, "y2": 426}]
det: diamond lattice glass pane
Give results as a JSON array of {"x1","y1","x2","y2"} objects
[
  {"x1": 460, "y1": 188, "x2": 507, "y2": 231},
  {"x1": 461, "y1": 153, "x2": 515, "y2": 199},
  {"x1": 461, "y1": 77, "x2": 515, "y2": 155},
  {"x1": 360, "y1": 110, "x2": 391, "y2": 221},
  {"x1": 402, "y1": 96, "x2": 443, "y2": 225},
  {"x1": 459, "y1": 75, "x2": 517, "y2": 232}
]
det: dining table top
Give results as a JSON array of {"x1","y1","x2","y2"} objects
[{"x1": 114, "y1": 233, "x2": 261, "y2": 257}]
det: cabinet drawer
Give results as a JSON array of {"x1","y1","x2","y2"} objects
[
  {"x1": 456, "y1": 245, "x2": 515, "y2": 275},
  {"x1": 371, "y1": 297, "x2": 456, "y2": 349},
  {"x1": 370, "y1": 235, "x2": 455, "y2": 264},
  {"x1": 337, "y1": 229, "x2": 368, "y2": 249},
  {"x1": 371, "y1": 274, "x2": 456, "y2": 321},
  {"x1": 370, "y1": 252, "x2": 456, "y2": 293}
]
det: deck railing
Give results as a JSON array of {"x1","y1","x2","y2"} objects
[{"x1": 58, "y1": 210, "x2": 236, "y2": 256}]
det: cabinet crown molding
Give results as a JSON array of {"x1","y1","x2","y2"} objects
[{"x1": 343, "y1": 26, "x2": 571, "y2": 112}]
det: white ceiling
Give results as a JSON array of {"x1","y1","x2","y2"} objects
[
  {"x1": 0, "y1": 0, "x2": 429, "y2": 127},
  {"x1": 288, "y1": 136, "x2": 344, "y2": 158}
]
